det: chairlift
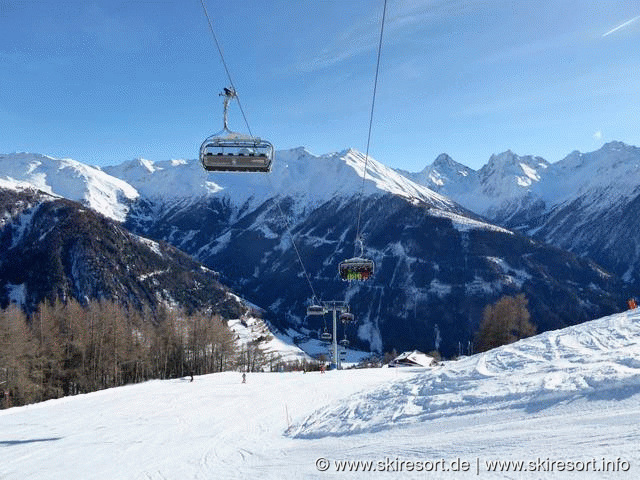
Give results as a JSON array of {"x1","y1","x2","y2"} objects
[
  {"x1": 200, "y1": 88, "x2": 274, "y2": 173},
  {"x1": 339, "y1": 257, "x2": 374, "y2": 281},
  {"x1": 320, "y1": 330, "x2": 332, "y2": 342},
  {"x1": 307, "y1": 304, "x2": 326, "y2": 316},
  {"x1": 340, "y1": 312, "x2": 355, "y2": 323},
  {"x1": 339, "y1": 338, "x2": 350, "y2": 348},
  {"x1": 339, "y1": 237, "x2": 374, "y2": 281}
]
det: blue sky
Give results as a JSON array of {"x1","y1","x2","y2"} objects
[{"x1": 1, "y1": 0, "x2": 639, "y2": 171}]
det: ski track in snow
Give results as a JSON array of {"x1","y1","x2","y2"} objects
[
  {"x1": 291, "y1": 312, "x2": 640, "y2": 439},
  {"x1": 1, "y1": 311, "x2": 640, "y2": 479}
]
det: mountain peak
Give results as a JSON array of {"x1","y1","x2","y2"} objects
[
  {"x1": 601, "y1": 140, "x2": 630, "y2": 152},
  {"x1": 432, "y1": 153, "x2": 456, "y2": 169},
  {"x1": 138, "y1": 158, "x2": 157, "y2": 173},
  {"x1": 0, "y1": 152, "x2": 139, "y2": 221},
  {"x1": 483, "y1": 150, "x2": 548, "y2": 174},
  {"x1": 487, "y1": 150, "x2": 518, "y2": 167},
  {"x1": 475, "y1": 151, "x2": 549, "y2": 201},
  {"x1": 340, "y1": 148, "x2": 368, "y2": 162},
  {"x1": 558, "y1": 140, "x2": 640, "y2": 171},
  {"x1": 291, "y1": 146, "x2": 313, "y2": 156},
  {"x1": 114, "y1": 157, "x2": 159, "y2": 174}
]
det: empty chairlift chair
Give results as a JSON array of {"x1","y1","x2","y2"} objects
[
  {"x1": 306, "y1": 304, "x2": 326, "y2": 316},
  {"x1": 320, "y1": 330, "x2": 332, "y2": 342}
]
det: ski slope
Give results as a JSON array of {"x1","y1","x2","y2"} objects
[{"x1": 2, "y1": 310, "x2": 640, "y2": 479}]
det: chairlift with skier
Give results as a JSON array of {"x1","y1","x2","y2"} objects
[{"x1": 200, "y1": 88, "x2": 274, "y2": 173}]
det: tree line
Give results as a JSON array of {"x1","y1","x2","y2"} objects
[
  {"x1": 0, "y1": 299, "x2": 294, "y2": 409},
  {"x1": 0, "y1": 293, "x2": 537, "y2": 408}
]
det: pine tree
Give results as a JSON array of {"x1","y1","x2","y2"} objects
[
  {"x1": 32, "y1": 300, "x2": 65, "y2": 400},
  {"x1": 476, "y1": 294, "x2": 536, "y2": 352},
  {"x1": 0, "y1": 306, "x2": 39, "y2": 407}
]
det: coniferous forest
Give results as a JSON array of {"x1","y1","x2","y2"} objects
[{"x1": 0, "y1": 299, "x2": 302, "y2": 409}]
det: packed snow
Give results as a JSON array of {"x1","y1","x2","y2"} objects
[{"x1": 2, "y1": 310, "x2": 640, "y2": 479}]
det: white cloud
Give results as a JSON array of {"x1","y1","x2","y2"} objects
[{"x1": 593, "y1": 130, "x2": 603, "y2": 140}]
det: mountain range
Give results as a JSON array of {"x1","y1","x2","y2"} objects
[
  {"x1": 399, "y1": 141, "x2": 640, "y2": 286},
  {"x1": 0, "y1": 169, "x2": 245, "y2": 319},
  {"x1": 0, "y1": 142, "x2": 635, "y2": 356}
]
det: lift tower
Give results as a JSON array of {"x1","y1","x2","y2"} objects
[{"x1": 307, "y1": 300, "x2": 351, "y2": 370}]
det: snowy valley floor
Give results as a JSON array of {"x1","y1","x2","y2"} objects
[{"x1": 2, "y1": 311, "x2": 640, "y2": 479}]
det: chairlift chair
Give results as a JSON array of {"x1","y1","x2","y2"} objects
[
  {"x1": 340, "y1": 312, "x2": 355, "y2": 323},
  {"x1": 307, "y1": 304, "x2": 326, "y2": 316},
  {"x1": 200, "y1": 88, "x2": 274, "y2": 173},
  {"x1": 320, "y1": 330, "x2": 332, "y2": 342},
  {"x1": 339, "y1": 257, "x2": 374, "y2": 281},
  {"x1": 339, "y1": 237, "x2": 374, "y2": 281}
]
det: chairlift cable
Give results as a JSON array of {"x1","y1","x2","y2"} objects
[
  {"x1": 199, "y1": 0, "x2": 253, "y2": 137},
  {"x1": 198, "y1": 0, "x2": 319, "y2": 305},
  {"x1": 265, "y1": 174, "x2": 321, "y2": 305},
  {"x1": 337, "y1": 0, "x2": 386, "y2": 281},
  {"x1": 353, "y1": 0, "x2": 387, "y2": 255}
]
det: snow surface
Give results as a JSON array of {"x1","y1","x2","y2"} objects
[
  {"x1": 429, "y1": 209, "x2": 512, "y2": 234},
  {"x1": 1, "y1": 148, "x2": 510, "y2": 234},
  {"x1": 228, "y1": 316, "x2": 313, "y2": 364},
  {"x1": 403, "y1": 141, "x2": 640, "y2": 222},
  {"x1": 133, "y1": 235, "x2": 163, "y2": 258},
  {"x1": 103, "y1": 148, "x2": 455, "y2": 212},
  {"x1": 0, "y1": 153, "x2": 139, "y2": 222},
  {"x1": 228, "y1": 315, "x2": 372, "y2": 367},
  {"x1": 2, "y1": 310, "x2": 640, "y2": 479}
]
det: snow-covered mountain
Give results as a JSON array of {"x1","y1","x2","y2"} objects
[
  {"x1": 403, "y1": 141, "x2": 640, "y2": 286},
  {"x1": 2, "y1": 309, "x2": 639, "y2": 479},
  {"x1": 397, "y1": 153, "x2": 477, "y2": 202},
  {"x1": 0, "y1": 147, "x2": 625, "y2": 355},
  {"x1": 0, "y1": 153, "x2": 138, "y2": 222},
  {"x1": 104, "y1": 149, "x2": 621, "y2": 355},
  {"x1": 399, "y1": 150, "x2": 550, "y2": 221},
  {"x1": 102, "y1": 147, "x2": 456, "y2": 213},
  {"x1": 523, "y1": 142, "x2": 640, "y2": 284},
  {"x1": 0, "y1": 188, "x2": 245, "y2": 317}
]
